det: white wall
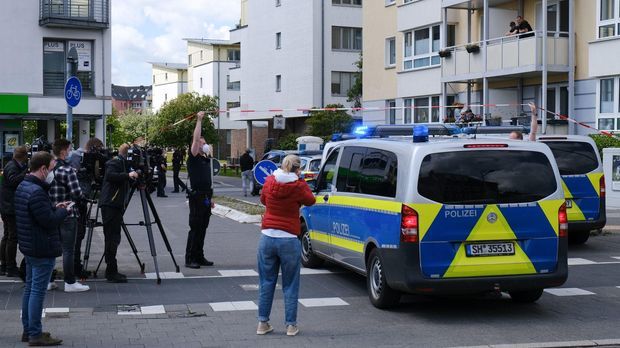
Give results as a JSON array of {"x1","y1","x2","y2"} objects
[
  {"x1": 589, "y1": 38, "x2": 620, "y2": 77},
  {"x1": 152, "y1": 82, "x2": 185, "y2": 112}
]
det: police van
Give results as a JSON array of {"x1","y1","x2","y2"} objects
[
  {"x1": 301, "y1": 125, "x2": 568, "y2": 308},
  {"x1": 538, "y1": 136, "x2": 605, "y2": 244}
]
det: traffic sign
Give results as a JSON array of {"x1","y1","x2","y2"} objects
[
  {"x1": 212, "y1": 159, "x2": 221, "y2": 176},
  {"x1": 253, "y1": 160, "x2": 278, "y2": 186},
  {"x1": 65, "y1": 76, "x2": 82, "y2": 108}
]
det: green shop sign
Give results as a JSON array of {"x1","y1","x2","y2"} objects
[{"x1": 0, "y1": 94, "x2": 28, "y2": 114}]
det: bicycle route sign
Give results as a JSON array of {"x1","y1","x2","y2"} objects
[{"x1": 65, "y1": 76, "x2": 82, "y2": 108}]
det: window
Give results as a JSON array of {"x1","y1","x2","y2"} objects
[
  {"x1": 598, "y1": 0, "x2": 619, "y2": 38},
  {"x1": 227, "y1": 75, "x2": 240, "y2": 91},
  {"x1": 332, "y1": 26, "x2": 362, "y2": 50},
  {"x1": 227, "y1": 49, "x2": 240, "y2": 61},
  {"x1": 385, "y1": 37, "x2": 396, "y2": 66},
  {"x1": 226, "y1": 101, "x2": 241, "y2": 118},
  {"x1": 333, "y1": 0, "x2": 362, "y2": 5},
  {"x1": 200, "y1": 77, "x2": 203, "y2": 89},
  {"x1": 597, "y1": 76, "x2": 620, "y2": 130},
  {"x1": 165, "y1": 73, "x2": 168, "y2": 81},
  {"x1": 226, "y1": 130, "x2": 232, "y2": 145},
  {"x1": 336, "y1": 147, "x2": 366, "y2": 193},
  {"x1": 414, "y1": 97, "x2": 429, "y2": 123},
  {"x1": 359, "y1": 149, "x2": 398, "y2": 198},
  {"x1": 404, "y1": 99, "x2": 412, "y2": 124},
  {"x1": 276, "y1": 75, "x2": 282, "y2": 92},
  {"x1": 540, "y1": 141, "x2": 599, "y2": 175},
  {"x1": 387, "y1": 100, "x2": 396, "y2": 124},
  {"x1": 601, "y1": 78, "x2": 614, "y2": 113},
  {"x1": 447, "y1": 24, "x2": 456, "y2": 47},
  {"x1": 403, "y1": 96, "x2": 442, "y2": 124},
  {"x1": 43, "y1": 40, "x2": 93, "y2": 95},
  {"x1": 431, "y1": 96, "x2": 440, "y2": 122},
  {"x1": 418, "y1": 151, "x2": 557, "y2": 204},
  {"x1": 317, "y1": 148, "x2": 340, "y2": 192},
  {"x1": 385, "y1": 0, "x2": 395, "y2": 5},
  {"x1": 276, "y1": 32, "x2": 281, "y2": 49},
  {"x1": 331, "y1": 71, "x2": 356, "y2": 96},
  {"x1": 404, "y1": 25, "x2": 440, "y2": 70}
]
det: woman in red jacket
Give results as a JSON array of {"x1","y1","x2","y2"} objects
[{"x1": 256, "y1": 155, "x2": 315, "y2": 337}]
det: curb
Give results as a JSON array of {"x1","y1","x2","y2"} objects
[
  {"x1": 453, "y1": 338, "x2": 620, "y2": 348},
  {"x1": 212, "y1": 204, "x2": 262, "y2": 224}
]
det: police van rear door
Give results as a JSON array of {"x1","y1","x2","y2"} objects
[{"x1": 414, "y1": 143, "x2": 563, "y2": 279}]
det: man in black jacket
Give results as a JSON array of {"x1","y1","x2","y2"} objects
[
  {"x1": 0, "y1": 146, "x2": 28, "y2": 277},
  {"x1": 171, "y1": 148, "x2": 187, "y2": 193},
  {"x1": 16, "y1": 151, "x2": 70, "y2": 346},
  {"x1": 99, "y1": 144, "x2": 138, "y2": 283},
  {"x1": 239, "y1": 149, "x2": 254, "y2": 197}
]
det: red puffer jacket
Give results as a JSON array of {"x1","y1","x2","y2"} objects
[{"x1": 260, "y1": 174, "x2": 316, "y2": 236}]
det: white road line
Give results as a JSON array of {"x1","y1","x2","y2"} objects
[
  {"x1": 454, "y1": 339, "x2": 620, "y2": 348},
  {"x1": 544, "y1": 288, "x2": 596, "y2": 296},
  {"x1": 144, "y1": 272, "x2": 185, "y2": 279},
  {"x1": 567, "y1": 258, "x2": 597, "y2": 266},
  {"x1": 44, "y1": 308, "x2": 69, "y2": 314},
  {"x1": 300, "y1": 268, "x2": 333, "y2": 275},
  {"x1": 298, "y1": 297, "x2": 349, "y2": 307},
  {"x1": 209, "y1": 301, "x2": 258, "y2": 311},
  {"x1": 139, "y1": 305, "x2": 166, "y2": 315},
  {"x1": 218, "y1": 269, "x2": 259, "y2": 277}
]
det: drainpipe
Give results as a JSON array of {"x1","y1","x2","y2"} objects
[
  {"x1": 482, "y1": 0, "x2": 489, "y2": 122},
  {"x1": 568, "y1": 0, "x2": 575, "y2": 135},
  {"x1": 321, "y1": 0, "x2": 325, "y2": 108},
  {"x1": 542, "y1": 0, "x2": 548, "y2": 134}
]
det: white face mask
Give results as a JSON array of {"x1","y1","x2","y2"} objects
[
  {"x1": 202, "y1": 144, "x2": 211, "y2": 155},
  {"x1": 45, "y1": 168, "x2": 55, "y2": 184}
]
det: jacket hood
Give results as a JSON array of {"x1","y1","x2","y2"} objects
[{"x1": 266, "y1": 169, "x2": 302, "y2": 198}]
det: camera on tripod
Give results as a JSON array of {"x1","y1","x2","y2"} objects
[
  {"x1": 79, "y1": 147, "x2": 114, "y2": 186},
  {"x1": 127, "y1": 145, "x2": 165, "y2": 194},
  {"x1": 29, "y1": 136, "x2": 52, "y2": 158}
]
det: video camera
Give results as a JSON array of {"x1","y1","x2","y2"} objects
[
  {"x1": 29, "y1": 136, "x2": 52, "y2": 158},
  {"x1": 79, "y1": 147, "x2": 114, "y2": 185},
  {"x1": 127, "y1": 145, "x2": 165, "y2": 193}
]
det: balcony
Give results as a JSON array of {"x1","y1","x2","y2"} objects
[
  {"x1": 39, "y1": 0, "x2": 109, "y2": 29},
  {"x1": 441, "y1": 31, "x2": 569, "y2": 82}
]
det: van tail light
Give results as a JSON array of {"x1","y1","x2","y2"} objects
[
  {"x1": 401, "y1": 205, "x2": 419, "y2": 243},
  {"x1": 600, "y1": 175, "x2": 606, "y2": 199},
  {"x1": 558, "y1": 203, "x2": 568, "y2": 238}
]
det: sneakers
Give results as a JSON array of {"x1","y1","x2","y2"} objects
[
  {"x1": 64, "y1": 281, "x2": 90, "y2": 292},
  {"x1": 286, "y1": 325, "x2": 299, "y2": 336},
  {"x1": 46, "y1": 282, "x2": 58, "y2": 291},
  {"x1": 256, "y1": 321, "x2": 273, "y2": 335},
  {"x1": 28, "y1": 332, "x2": 62, "y2": 346}
]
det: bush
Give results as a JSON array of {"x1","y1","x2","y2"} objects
[
  {"x1": 277, "y1": 133, "x2": 301, "y2": 150},
  {"x1": 590, "y1": 134, "x2": 620, "y2": 156}
]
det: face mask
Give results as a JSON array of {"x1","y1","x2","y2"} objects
[
  {"x1": 45, "y1": 169, "x2": 55, "y2": 184},
  {"x1": 202, "y1": 144, "x2": 211, "y2": 155}
]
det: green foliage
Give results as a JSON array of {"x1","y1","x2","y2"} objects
[
  {"x1": 306, "y1": 104, "x2": 354, "y2": 139},
  {"x1": 107, "y1": 108, "x2": 128, "y2": 148},
  {"x1": 22, "y1": 121, "x2": 38, "y2": 145},
  {"x1": 150, "y1": 93, "x2": 218, "y2": 148},
  {"x1": 277, "y1": 133, "x2": 301, "y2": 150},
  {"x1": 117, "y1": 109, "x2": 156, "y2": 144},
  {"x1": 590, "y1": 134, "x2": 620, "y2": 156},
  {"x1": 347, "y1": 53, "x2": 363, "y2": 108}
]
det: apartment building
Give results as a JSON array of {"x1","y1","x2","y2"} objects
[
  {"x1": 229, "y1": 0, "x2": 362, "y2": 149},
  {"x1": 150, "y1": 62, "x2": 188, "y2": 112},
  {"x1": 363, "y1": 0, "x2": 620, "y2": 136},
  {"x1": 0, "y1": 0, "x2": 111, "y2": 164},
  {"x1": 111, "y1": 84, "x2": 152, "y2": 114}
]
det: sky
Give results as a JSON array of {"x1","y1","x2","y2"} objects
[{"x1": 111, "y1": 0, "x2": 240, "y2": 86}]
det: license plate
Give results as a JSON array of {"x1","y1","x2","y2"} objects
[
  {"x1": 566, "y1": 199, "x2": 572, "y2": 208},
  {"x1": 466, "y1": 242, "x2": 515, "y2": 257}
]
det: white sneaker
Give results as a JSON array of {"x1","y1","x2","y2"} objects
[
  {"x1": 46, "y1": 282, "x2": 58, "y2": 291},
  {"x1": 64, "y1": 282, "x2": 90, "y2": 292}
]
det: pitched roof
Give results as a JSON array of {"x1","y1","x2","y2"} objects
[
  {"x1": 149, "y1": 62, "x2": 188, "y2": 70},
  {"x1": 111, "y1": 84, "x2": 152, "y2": 101}
]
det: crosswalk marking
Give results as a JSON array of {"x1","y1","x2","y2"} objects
[
  {"x1": 300, "y1": 268, "x2": 333, "y2": 275},
  {"x1": 210, "y1": 301, "x2": 258, "y2": 311},
  {"x1": 568, "y1": 258, "x2": 597, "y2": 265},
  {"x1": 218, "y1": 269, "x2": 259, "y2": 277},
  {"x1": 544, "y1": 288, "x2": 596, "y2": 296},
  {"x1": 298, "y1": 297, "x2": 349, "y2": 307},
  {"x1": 145, "y1": 272, "x2": 185, "y2": 279}
]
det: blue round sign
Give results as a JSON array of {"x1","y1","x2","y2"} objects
[
  {"x1": 64, "y1": 76, "x2": 82, "y2": 108},
  {"x1": 253, "y1": 160, "x2": 278, "y2": 186}
]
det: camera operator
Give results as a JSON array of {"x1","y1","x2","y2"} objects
[
  {"x1": 99, "y1": 144, "x2": 138, "y2": 283},
  {"x1": 49, "y1": 139, "x2": 90, "y2": 292},
  {"x1": 185, "y1": 111, "x2": 215, "y2": 269}
]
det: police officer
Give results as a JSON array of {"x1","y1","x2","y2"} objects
[
  {"x1": 185, "y1": 111, "x2": 215, "y2": 269},
  {"x1": 171, "y1": 148, "x2": 187, "y2": 193},
  {"x1": 99, "y1": 144, "x2": 138, "y2": 282}
]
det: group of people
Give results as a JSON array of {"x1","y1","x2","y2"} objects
[{"x1": 505, "y1": 15, "x2": 534, "y2": 38}]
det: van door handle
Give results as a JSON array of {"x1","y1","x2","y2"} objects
[{"x1": 323, "y1": 195, "x2": 329, "y2": 202}]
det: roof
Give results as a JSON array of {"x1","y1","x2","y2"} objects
[
  {"x1": 111, "y1": 84, "x2": 152, "y2": 101},
  {"x1": 149, "y1": 62, "x2": 188, "y2": 70},
  {"x1": 183, "y1": 38, "x2": 234, "y2": 46}
]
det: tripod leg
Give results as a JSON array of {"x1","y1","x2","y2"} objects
[
  {"x1": 146, "y1": 190, "x2": 181, "y2": 273},
  {"x1": 82, "y1": 221, "x2": 95, "y2": 274},
  {"x1": 139, "y1": 188, "x2": 161, "y2": 284},
  {"x1": 121, "y1": 222, "x2": 145, "y2": 273},
  {"x1": 95, "y1": 253, "x2": 104, "y2": 278}
]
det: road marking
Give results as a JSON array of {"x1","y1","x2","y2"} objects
[
  {"x1": 544, "y1": 288, "x2": 596, "y2": 296},
  {"x1": 210, "y1": 301, "x2": 258, "y2": 311},
  {"x1": 453, "y1": 338, "x2": 620, "y2": 348},
  {"x1": 44, "y1": 308, "x2": 69, "y2": 314},
  {"x1": 298, "y1": 297, "x2": 349, "y2": 307},
  {"x1": 613, "y1": 257, "x2": 620, "y2": 260},
  {"x1": 139, "y1": 305, "x2": 166, "y2": 315},
  {"x1": 300, "y1": 268, "x2": 333, "y2": 275},
  {"x1": 117, "y1": 304, "x2": 166, "y2": 315},
  {"x1": 240, "y1": 284, "x2": 281, "y2": 291},
  {"x1": 567, "y1": 258, "x2": 597, "y2": 265},
  {"x1": 145, "y1": 272, "x2": 185, "y2": 279},
  {"x1": 218, "y1": 269, "x2": 259, "y2": 277}
]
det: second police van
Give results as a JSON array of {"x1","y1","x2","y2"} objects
[{"x1": 301, "y1": 125, "x2": 569, "y2": 308}]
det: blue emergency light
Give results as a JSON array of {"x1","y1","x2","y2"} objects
[{"x1": 413, "y1": 125, "x2": 429, "y2": 142}]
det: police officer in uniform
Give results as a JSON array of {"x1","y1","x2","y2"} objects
[{"x1": 185, "y1": 111, "x2": 215, "y2": 269}]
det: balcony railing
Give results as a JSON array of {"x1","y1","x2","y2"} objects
[
  {"x1": 40, "y1": 0, "x2": 109, "y2": 29},
  {"x1": 441, "y1": 31, "x2": 569, "y2": 81}
]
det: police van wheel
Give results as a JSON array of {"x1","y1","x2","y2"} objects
[
  {"x1": 300, "y1": 224, "x2": 324, "y2": 268},
  {"x1": 568, "y1": 230, "x2": 590, "y2": 245},
  {"x1": 367, "y1": 249, "x2": 400, "y2": 309},
  {"x1": 509, "y1": 289, "x2": 544, "y2": 303}
]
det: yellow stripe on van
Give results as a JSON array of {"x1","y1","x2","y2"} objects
[
  {"x1": 330, "y1": 235, "x2": 364, "y2": 253},
  {"x1": 538, "y1": 199, "x2": 566, "y2": 236},
  {"x1": 587, "y1": 172, "x2": 603, "y2": 196},
  {"x1": 309, "y1": 230, "x2": 330, "y2": 244},
  {"x1": 408, "y1": 203, "x2": 443, "y2": 241},
  {"x1": 561, "y1": 181, "x2": 573, "y2": 199},
  {"x1": 328, "y1": 196, "x2": 401, "y2": 214}
]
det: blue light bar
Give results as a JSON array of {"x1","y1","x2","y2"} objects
[{"x1": 461, "y1": 126, "x2": 530, "y2": 135}]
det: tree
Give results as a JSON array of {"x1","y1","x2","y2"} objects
[
  {"x1": 306, "y1": 104, "x2": 354, "y2": 139},
  {"x1": 117, "y1": 109, "x2": 156, "y2": 144},
  {"x1": 150, "y1": 93, "x2": 218, "y2": 149},
  {"x1": 277, "y1": 133, "x2": 301, "y2": 150},
  {"x1": 347, "y1": 53, "x2": 363, "y2": 108},
  {"x1": 107, "y1": 108, "x2": 129, "y2": 148}
]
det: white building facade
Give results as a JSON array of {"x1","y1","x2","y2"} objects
[
  {"x1": 0, "y1": 0, "x2": 111, "y2": 162},
  {"x1": 150, "y1": 63, "x2": 188, "y2": 113}
]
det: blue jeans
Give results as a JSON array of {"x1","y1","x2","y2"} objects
[
  {"x1": 22, "y1": 256, "x2": 55, "y2": 339},
  {"x1": 257, "y1": 234, "x2": 301, "y2": 326}
]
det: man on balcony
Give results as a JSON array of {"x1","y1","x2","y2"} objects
[{"x1": 516, "y1": 16, "x2": 534, "y2": 38}]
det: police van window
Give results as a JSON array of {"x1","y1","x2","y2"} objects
[
  {"x1": 336, "y1": 147, "x2": 366, "y2": 193},
  {"x1": 359, "y1": 149, "x2": 398, "y2": 198},
  {"x1": 418, "y1": 150, "x2": 556, "y2": 204},
  {"x1": 541, "y1": 141, "x2": 598, "y2": 175},
  {"x1": 316, "y1": 148, "x2": 340, "y2": 192},
  {"x1": 309, "y1": 159, "x2": 321, "y2": 172},
  {"x1": 264, "y1": 152, "x2": 282, "y2": 164}
]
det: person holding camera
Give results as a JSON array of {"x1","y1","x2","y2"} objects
[
  {"x1": 0, "y1": 146, "x2": 28, "y2": 278},
  {"x1": 185, "y1": 111, "x2": 215, "y2": 269},
  {"x1": 16, "y1": 151, "x2": 71, "y2": 346},
  {"x1": 99, "y1": 144, "x2": 139, "y2": 283},
  {"x1": 49, "y1": 139, "x2": 90, "y2": 293}
]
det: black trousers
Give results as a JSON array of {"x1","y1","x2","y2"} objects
[
  {"x1": 0, "y1": 214, "x2": 18, "y2": 269},
  {"x1": 101, "y1": 207, "x2": 123, "y2": 275},
  {"x1": 186, "y1": 193, "x2": 212, "y2": 263},
  {"x1": 157, "y1": 172, "x2": 167, "y2": 196},
  {"x1": 173, "y1": 167, "x2": 187, "y2": 192}
]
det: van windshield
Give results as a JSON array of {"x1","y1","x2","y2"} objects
[
  {"x1": 418, "y1": 150, "x2": 557, "y2": 204},
  {"x1": 540, "y1": 141, "x2": 598, "y2": 175}
]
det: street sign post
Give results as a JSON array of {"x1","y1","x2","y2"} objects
[{"x1": 253, "y1": 160, "x2": 278, "y2": 186}]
